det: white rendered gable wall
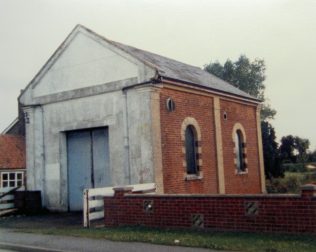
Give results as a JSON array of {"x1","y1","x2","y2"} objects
[
  {"x1": 33, "y1": 32, "x2": 139, "y2": 97},
  {"x1": 21, "y1": 27, "x2": 159, "y2": 210}
]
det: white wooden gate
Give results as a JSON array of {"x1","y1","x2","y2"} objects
[
  {"x1": 83, "y1": 183, "x2": 155, "y2": 227},
  {"x1": 0, "y1": 186, "x2": 24, "y2": 216}
]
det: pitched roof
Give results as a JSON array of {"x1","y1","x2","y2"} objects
[
  {"x1": 0, "y1": 135, "x2": 25, "y2": 169},
  {"x1": 21, "y1": 25, "x2": 259, "y2": 103},
  {"x1": 111, "y1": 40, "x2": 258, "y2": 101},
  {"x1": 1, "y1": 118, "x2": 19, "y2": 134}
]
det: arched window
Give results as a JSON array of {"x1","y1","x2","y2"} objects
[
  {"x1": 235, "y1": 129, "x2": 246, "y2": 172},
  {"x1": 181, "y1": 117, "x2": 202, "y2": 178},
  {"x1": 232, "y1": 123, "x2": 248, "y2": 174},
  {"x1": 185, "y1": 125, "x2": 198, "y2": 174}
]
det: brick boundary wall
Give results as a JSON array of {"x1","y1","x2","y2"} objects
[{"x1": 104, "y1": 185, "x2": 316, "y2": 234}]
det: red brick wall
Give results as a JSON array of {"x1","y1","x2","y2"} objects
[
  {"x1": 220, "y1": 100, "x2": 261, "y2": 194},
  {"x1": 159, "y1": 85, "x2": 261, "y2": 194},
  {"x1": 104, "y1": 187, "x2": 316, "y2": 234},
  {"x1": 159, "y1": 87, "x2": 218, "y2": 194}
]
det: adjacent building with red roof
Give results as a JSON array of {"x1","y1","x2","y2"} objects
[{"x1": 0, "y1": 135, "x2": 26, "y2": 188}]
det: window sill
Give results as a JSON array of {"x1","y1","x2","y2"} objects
[
  {"x1": 184, "y1": 174, "x2": 203, "y2": 181},
  {"x1": 235, "y1": 169, "x2": 248, "y2": 175}
]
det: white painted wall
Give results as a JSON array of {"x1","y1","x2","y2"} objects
[
  {"x1": 33, "y1": 32, "x2": 138, "y2": 97},
  {"x1": 127, "y1": 87, "x2": 154, "y2": 184},
  {"x1": 24, "y1": 86, "x2": 157, "y2": 211},
  {"x1": 20, "y1": 28, "x2": 158, "y2": 210}
]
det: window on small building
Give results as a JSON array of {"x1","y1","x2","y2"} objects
[
  {"x1": 1, "y1": 172, "x2": 24, "y2": 188},
  {"x1": 181, "y1": 117, "x2": 202, "y2": 179},
  {"x1": 235, "y1": 130, "x2": 246, "y2": 172},
  {"x1": 185, "y1": 125, "x2": 198, "y2": 174}
]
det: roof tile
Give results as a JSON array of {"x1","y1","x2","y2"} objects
[{"x1": 0, "y1": 135, "x2": 25, "y2": 169}]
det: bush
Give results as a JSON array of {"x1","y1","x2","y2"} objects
[
  {"x1": 266, "y1": 175, "x2": 303, "y2": 194},
  {"x1": 266, "y1": 178, "x2": 288, "y2": 193},
  {"x1": 282, "y1": 163, "x2": 306, "y2": 173},
  {"x1": 302, "y1": 172, "x2": 316, "y2": 184},
  {"x1": 284, "y1": 175, "x2": 302, "y2": 193}
]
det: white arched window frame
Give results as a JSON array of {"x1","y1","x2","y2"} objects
[
  {"x1": 181, "y1": 117, "x2": 203, "y2": 180},
  {"x1": 232, "y1": 123, "x2": 248, "y2": 174}
]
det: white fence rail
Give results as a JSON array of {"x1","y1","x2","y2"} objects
[
  {"x1": 0, "y1": 187, "x2": 24, "y2": 215},
  {"x1": 83, "y1": 183, "x2": 155, "y2": 227}
]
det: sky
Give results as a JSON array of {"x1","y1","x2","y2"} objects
[{"x1": 0, "y1": 0, "x2": 315, "y2": 150}]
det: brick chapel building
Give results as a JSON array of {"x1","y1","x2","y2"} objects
[{"x1": 18, "y1": 25, "x2": 265, "y2": 211}]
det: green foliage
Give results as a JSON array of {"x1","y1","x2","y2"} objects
[
  {"x1": 280, "y1": 135, "x2": 296, "y2": 162},
  {"x1": 303, "y1": 172, "x2": 316, "y2": 183},
  {"x1": 282, "y1": 163, "x2": 307, "y2": 173},
  {"x1": 267, "y1": 170, "x2": 316, "y2": 194},
  {"x1": 285, "y1": 175, "x2": 304, "y2": 193},
  {"x1": 204, "y1": 55, "x2": 265, "y2": 97},
  {"x1": 261, "y1": 121, "x2": 283, "y2": 178},
  {"x1": 265, "y1": 178, "x2": 288, "y2": 193},
  {"x1": 308, "y1": 151, "x2": 316, "y2": 162},
  {"x1": 295, "y1": 137, "x2": 310, "y2": 163},
  {"x1": 266, "y1": 175, "x2": 302, "y2": 194},
  {"x1": 204, "y1": 55, "x2": 276, "y2": 120},
  {"x1": 280, "y1": 135, "x2": 311, "y2": 163},
  {"x1": 260, "y1": 103, "x2": 277, "y2": 121}
]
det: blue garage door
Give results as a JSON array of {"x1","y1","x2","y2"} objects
[{"x1": 67, "y1": 128, "x2": 110, "y2": 211}]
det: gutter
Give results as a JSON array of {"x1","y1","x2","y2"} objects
[
  {"x1": 161, "y1": 76, "x2": 262, "y2": 104},
  {"x1": 122, "y1": 77, "x2": 162, "y2": 92}
]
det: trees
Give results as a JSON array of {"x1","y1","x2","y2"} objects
[
  {"x1": 205, "y1": 56, "x2": 265, "y2": 98},
  {"x1": 261, "y1": 121, "x2": 282, "y2": 178},
  {"x1": 279, "y1": 135, "x2": 296, "y2": 163},
  {"x1": 204, "y1": 55, "x2": 276, "y2": 120},
  {"x1": 294, "y1": 137, "x2": 310, "y2": 163},
  {"x1": 308, "y1": 150, "x2": 316, "y2": 162},
  {"x1": 280, "y1": 135, "x2": 310, "y2": 163}
]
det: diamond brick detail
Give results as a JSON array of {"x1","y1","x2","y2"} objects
[
  {"x1": 143, "y1": 200, "x2": 154, "y2": 213},
  {"x1": 245, "y1": 201, "x2": 258, "y2": 216},
  {"x1": 191, "y1": 214, "x2": 204, "y2": 228}
]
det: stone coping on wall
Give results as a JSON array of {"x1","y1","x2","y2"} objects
[
  {"x1": 109, "y1": 184, "x2": 316, "y2": 199},
  {"x1": 119, "y1": 193, "x2": 303, "y2": 198}
]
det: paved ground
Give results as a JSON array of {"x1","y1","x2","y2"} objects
[
  {"x1": 0, "y1": 212, "x2": 82, "y2": 229},
  {"x1": 0, "y1": 213, "x2": 219, "y2": 252},
  {"x1": 0, "y1": 228, "x2": 213, "y2": 252}
]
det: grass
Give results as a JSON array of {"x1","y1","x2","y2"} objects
[{"x1": 16, "y1": 226, "x2": 316, "y2": 252}]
